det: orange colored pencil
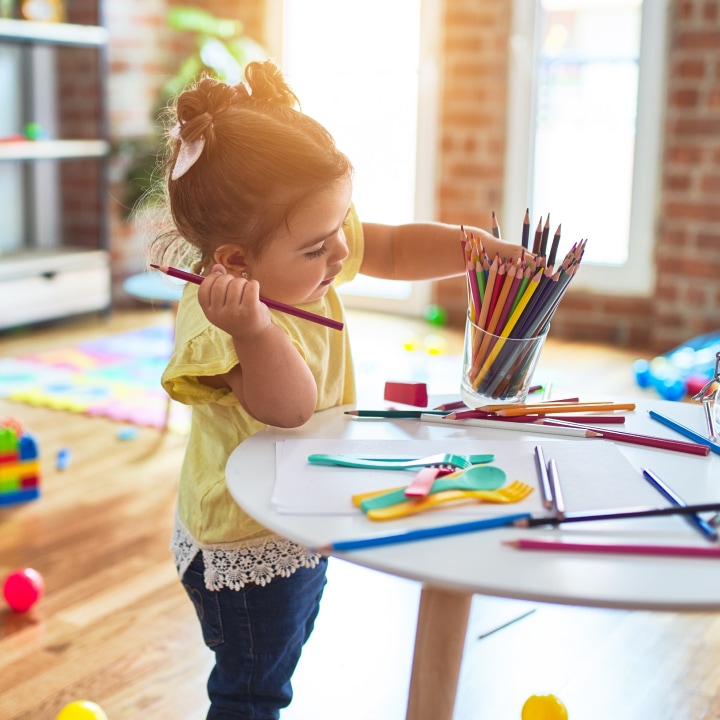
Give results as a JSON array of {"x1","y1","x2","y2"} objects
[{"x1": 495, "y1": 402, "x2": 636, "y2": 417}]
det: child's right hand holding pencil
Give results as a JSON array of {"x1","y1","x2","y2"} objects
[
  {"x1": 198, "y1": 264, "x2": 271, "y2": 341},
  {"x1": 197, "y1": 264, "x2": 319, "y2": 427}
]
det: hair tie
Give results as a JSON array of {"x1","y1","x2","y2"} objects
[{"x1": 170, "y1": 122, "x2": 206, "y2": 180}]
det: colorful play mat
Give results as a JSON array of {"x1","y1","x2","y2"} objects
[{"x1": 0, "y1": 324, "x2": 190, "y2": 434}]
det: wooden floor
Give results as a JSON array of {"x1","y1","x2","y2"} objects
[{"x1": 1, "y1": 308, "x2": 719, "y2": 720}]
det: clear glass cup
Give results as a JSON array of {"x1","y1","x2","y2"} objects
[{"x1": 461, "y1": 313, "x2": 549, "y2": 407}]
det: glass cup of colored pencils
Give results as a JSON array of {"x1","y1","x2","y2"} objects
[{"x1": 461, "y1": 314, "x2": 550, "y2": 405}]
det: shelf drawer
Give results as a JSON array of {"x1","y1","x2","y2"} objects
[{"x1": 0, "y1": 250, "x2": 110, "y2": 329}]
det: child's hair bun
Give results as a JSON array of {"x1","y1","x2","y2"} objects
[{"x1": 244, "y1": 60, "x2": 299, "y2": 108}]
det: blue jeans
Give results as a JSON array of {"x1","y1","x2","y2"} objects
[{"x1": 181, "y1": 552, "x2": 328, "y2": 720}]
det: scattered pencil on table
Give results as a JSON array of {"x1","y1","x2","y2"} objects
[
  {"x1": 533, "y1": 445, "x2": 554, "y2": 510},
  {"x1": 150, "y1": 264, "x2": 344, "y2": 331},
  {"x1": 540, "y1": 418, "x2": 710, "y2": 456},
  {"x1": 420, "y1": 414, "x2": 603, "y2": 437},
  {"x1": 445, "y1": 411, "x2": 626, "y2": 424},
  {"x1": 494, "y1": 402, "x2": 636, "y2": 417},
  {"x1": 312, "y1": 512, "x2": 533, "y2": 552},
  {"x1": 504, "y1": 539, "x2": 720, "y2": 559},
  {"x1": 648, "y1": 409, "x2": 720, "y2": 456},
  {"x1": 345, "y1": 410, "x2": 451, "y2": 419},
  {"x1": 514, "y1": 502, "x2": 720, "y2": 527},
  {"x1": 641, "y1": 467, "x2": 718, "y2": 541}
]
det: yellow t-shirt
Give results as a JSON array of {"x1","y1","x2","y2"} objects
[{"x1": 162, "y1": 206, "x2": 364, "y2": 546}]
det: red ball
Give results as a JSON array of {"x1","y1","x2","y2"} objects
[{"x1": 3, "y1": 568, "x2": 44, "y2": 612}]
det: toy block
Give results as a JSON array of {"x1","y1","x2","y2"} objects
[
  {"x1": 383, "y1": 381, "x2": 428, "y2": 408},
  {"x1": 0, "y1": 421, "x2": 41, "y2": 506}
]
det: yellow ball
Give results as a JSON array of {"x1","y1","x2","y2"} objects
[
  {"x1": 521, "y1": 694, "x2": 568, "y2": 720},
  {"x1": 402, "y1": 336, "x2": 419, "y2": 352},
  {"x1": 56, "y1": 700, "x2": 109, "y2": 720},
  {"x1": 423, "y1": 334, "x2": 447, "y2": 355}
]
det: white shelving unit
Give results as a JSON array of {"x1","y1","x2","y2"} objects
[{"x1": 0, "y1": 12, "x2": 111, "y2": 330}]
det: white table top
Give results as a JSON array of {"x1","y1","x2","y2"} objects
[{"x1": 226, "y1": 396, "x2": 720, "y2": 612}]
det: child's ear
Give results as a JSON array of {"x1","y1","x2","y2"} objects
[{"x1": 214, "y1": 244, "x2": 249, "y2": 275}]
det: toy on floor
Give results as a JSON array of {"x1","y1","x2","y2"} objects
[
  {"x1": 2, "y1": 567, "x2": 44, "y2": 612},
  {"x1": 521, "y1": 693, "x2": 568, "y2": 719},
  {"x1": 634, "y1": 329, "x2": 720, "y2": 400},
  {"x1": 0, "y1": 418, "x2": 40, "y2": 506},
  {"x1": 56, "y1": 700, "x2": 109, "y2": 720}
]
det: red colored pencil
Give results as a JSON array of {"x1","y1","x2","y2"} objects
[
  {"x1": 541, "y1": 419, "x2": 710, "y2": 456},
  {"x1": 151, "y1": 264, "x2": 344, "y2": 331},
  {"x1": 505, "y1": 539, "x2": 720, "y2": 559}
]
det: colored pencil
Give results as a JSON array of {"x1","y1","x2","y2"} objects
[
  {"x1": 547, "y1": 457, "x2": 565, "y2": 518},
  {"x1": 504, "y1": 539, "x2": 720, "y2": 559},
  {"x1": 491, "y1": 210, "x2": 501, "y2": 238},
  {"x1": 541, "y1": 418, "x2": 711, "y2": 456},
  {"x1": 515, "y1": 503, "x2": 720, "y2": 528},
  {"x1": 312, "y1": 512, "x2": 533, "y2": 553},
  {"x1": 539, "y1": 214, "x2": 550, "y2": 257},
  {"x1": 495, "y1": 402, "x2": 636, "y2": 416},
  {"x1": 532, "y1": 217, "x2": 543, "y2": 254},
  {"x1": 150, "y1": 264, "x2": 344, "y2": 331},
  {"x1": 432, "y1": 399, "x2": 467, "y2": 411},
  {"x1": 469, "y1": 398, "x2": 582, "y2": 411},
  {"x1": 345, "y1": 410, "x2": 451, "y2": 418},
  {"x1": 648, "y1": 410, "x2": 720, "y2": 456},
  {"x1": 547, "y1": 224, "x2": 562, "y2": 267},
  {"x1": 419, "y1": 414, "x2": 600, "y2": 437},
  {"x1": 446, "y1": 410, "x2": 625, "y2": 424},
  {"x1": 534, "y1": 445, "x2": 554, "y2": 510},
  {"x1": 521, "y1": 208, "x2": 530, "y2": 250},
  {"x1": 641, "y1": 468, "x2": 718, "y2": 541}
]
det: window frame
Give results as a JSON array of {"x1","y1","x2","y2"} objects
[
  {"x1": 265, "y1": 0, "x2": 443, "y2": 316},
  {"x1": 502, "y1": 0, "x2": 670, "y2": 297}
]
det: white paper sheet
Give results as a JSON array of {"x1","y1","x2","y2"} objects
[{"x1": 272, "y1": 438, "x2": 660, "y2": 517}]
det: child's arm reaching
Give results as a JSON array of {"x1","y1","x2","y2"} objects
[
  {"x1": 360, "y1": 222, "x2": 529, "y2": 281},
  {"x1": 197, "y1": 265, "x2": 318, "y2": 428}
]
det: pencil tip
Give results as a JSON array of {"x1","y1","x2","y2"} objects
[
  {"x1": 150, "y1": 263, "x2": 159, "y2": 269},
  {"x1": 344, "y1": 410, "x2": 359, "y2": 416}
]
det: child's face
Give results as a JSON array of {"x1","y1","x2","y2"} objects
[{"x1": 249, "y1": 177, "x2": 352, "y2": 305}]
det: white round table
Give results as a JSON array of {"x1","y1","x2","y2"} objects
[{"x1": 226, "y1": 397, "x2": 720, "y2": 720}]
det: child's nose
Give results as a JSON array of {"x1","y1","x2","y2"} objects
[{"x1": 329, "y1": 232, "x2": 349, "y2": 263}]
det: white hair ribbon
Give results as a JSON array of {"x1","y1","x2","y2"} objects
[{"x1": 170, "y1": 122, "x2": 206, "y2": 180}]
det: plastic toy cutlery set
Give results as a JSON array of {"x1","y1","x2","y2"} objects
[{"x1": 306, "y1": 452, "x2": 533, "y2": 521}]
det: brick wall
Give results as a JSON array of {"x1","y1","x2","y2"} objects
[
  {"x1": 653, "y1": 0, "x2": 720, "y2": 350},
  {"x1": 100, "y1": 0, "x2": 719, "y2": 351},
  {"x1": 433, "y1": 0, "x2": 511, "y2": 333},
  {"x1": 434, "y1": 0, "x2": 720, "y2": 352}
]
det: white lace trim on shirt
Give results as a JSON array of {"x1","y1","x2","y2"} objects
[{"x1": 171, "y1": 514, "x2": 321, "y2": 591}]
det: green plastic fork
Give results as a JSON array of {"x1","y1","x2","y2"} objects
[
  {"x1": 357, "y1": 465, "x2": 507, "y2": 512},
  {"x1": 306, "y1": 452, "x2": 494, "y2": 471}
]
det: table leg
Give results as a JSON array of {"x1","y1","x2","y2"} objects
[{"x1": 405, "y1": 584, "x2": 472, "y2": 720}]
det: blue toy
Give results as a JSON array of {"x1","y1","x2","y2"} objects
[{"x1": 634, "y1": 330, "x2": 720, "y2": 401}]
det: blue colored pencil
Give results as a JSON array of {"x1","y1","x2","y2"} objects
[
  {"x1": 313, "y1": 513, "x2": 532, "y2": 552},
  {"x1": 648, "y1": 410, "x2": 720, "y2": 456},
  {"x1": 641, "y1": 468, "x2": 718, "y2": 542}
]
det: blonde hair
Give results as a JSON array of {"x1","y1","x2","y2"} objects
[{"x1": 148, "y1": 60, "x2": 353, "y2": 271}]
